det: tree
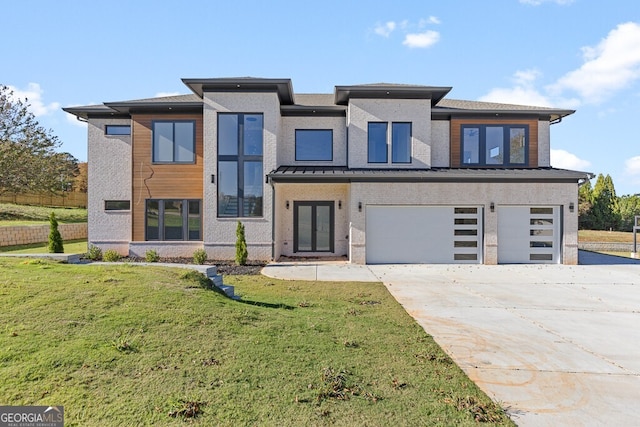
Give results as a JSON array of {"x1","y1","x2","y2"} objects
[
  {"x1": 618, "y1": 194, "x2": 640, "y2": 232},
  {"x1": 0, "y1": 84, "x2": 77, "y2": 195},
  {"x1": 48, "y1": 212, "x2": 64, "y2": 253},
  {"x1": 73, "y1": 162, "x2": 88, "y2": 193},
  {"x1": 590, "y1": 174, "x2": 620, "y2": 230},
  {"x1": 578, "y1": 179, "x2": 594, "y2": 229},
  {"x1": 235, "y1": 221, "x2": 248, "y2": 266}
]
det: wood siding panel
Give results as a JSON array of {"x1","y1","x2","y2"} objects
[
  {"x1": 131, "y1": 114, "x2": 203, "y2": 241},
  {"x1": 450, "y1": 118, "x2": 538, "y2": 168}
]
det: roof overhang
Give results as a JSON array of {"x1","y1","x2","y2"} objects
[
  {"x1": 432, "y1": 108, "x2": 575, "y2": 122},
  {"x1": 269, "y1": 166, "x2": 593, "y2": 184},
  {"x1": 334, "y1": 85, "x2": 452, "y2": 106},
  {"x1": 182, "y1": 77, "x2": 294, "y2": 104},
  {"x1": 62, "y1": 105, "x2": 127, "y2": 120},
  {"x1": 103, "y1": 100, "x2": 203, "y2": 115}
]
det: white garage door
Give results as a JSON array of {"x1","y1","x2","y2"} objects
[
  {"x1": 498, "y1": 206, "x2": 560, "y2": 264},
  {"x1": 366, "y1": 206, "x2": 482, "y2": 264}
]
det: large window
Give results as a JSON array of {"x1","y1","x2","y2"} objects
[
  {"x1": 145, "y1": 199, "x2": 201, "y2": 241},
  {"x1": 295, "y1": 129, "x2": 333, "y2": 161},
  {"x1": 368, "y1": 122, "x2": 412, "y2": 164},
  {"x1": 461, "y1": 125, "x2": 528, "y2": 166},
  {"x1": 218, "y1": 113, "x2": 263, "y2": 217},
  {"x1": 152, "y1": 121, "x2": 195, "y2": 163}
]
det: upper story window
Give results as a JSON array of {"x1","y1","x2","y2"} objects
[
  {"x1": 461, "y1": 125, "x2": 528, "y2": 167},
  {"x1": 152, "y1": 121, "x2": 195, "y2": 163},
  {"x1": 218, "y1": 113, "x2": 263, "y2": 218},
  {"x1": 295, "y1": 129, "x2": 333, "y2": 161},
  {"x1": 105, "y1": 125, "x2": 131, "y2": 135},
  {"x1": 368, "y1": 122, "x2": 412, "y2": 164}
]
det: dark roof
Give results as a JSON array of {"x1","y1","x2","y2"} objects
[
  {"x1": 334, "y1": 83, "x2": 452, "y2": 106},
  {"x1": 434, "y1": 98, "x2": 574, "y2": 121},
  {"x1": 182, "y1": 77, "x2": 294, "y2": 104},
  {"x1": 269, "y1": 166, "x2": 593, "y2": 183}
]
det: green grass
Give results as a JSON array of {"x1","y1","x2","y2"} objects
[
  {"x1": 0, "y1": 239, "x2": 87, "y2": 254},
  {"x1": 578, "y1": 229, "x2": 634, "y2": 243},
  {"x1": 0, "y1": 202, "x2": 87, "y2": 225},
  {"x1": 0, "y1": 258, "x2": 512, "y2": 426}
]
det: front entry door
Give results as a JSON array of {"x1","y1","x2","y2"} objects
[{"x1": 294, "y1": 202, "x2": 334, "y2": 253}]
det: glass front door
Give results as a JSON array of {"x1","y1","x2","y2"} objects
[{"x1": 294, "y1": 202, "x2": 334, "y2": 253}]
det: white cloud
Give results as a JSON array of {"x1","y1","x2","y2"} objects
[
  {"x1": 478, "y1": 68, "x2": 556, "y2": 107},
  {"x1": 519, "y1": 0, "x2": 574, "y2": 5},
  {"x1": 374, "y1": 21, "x2": 396, "y2": 37},
  {"x1": 550, "y1": 149, "x2": 591, "y2": 170},
  {"x1": 402, "y1": 30, "x2": 440, "y2": 49},
  {"x1": 419, "y1": 16, "x2": 441, "y2": 26},
  {"x1": 8, "y1": 83, "x2": 60, "y2": 116},
  {"x1": 624, "y1": 156, "x2": 640, "y2": 175},
  {"x1": 155, "y1": 91, "x2": 182, "y2": 98},
  {"x1": 549, "y1": 22, "x2": 640, "y2": 103}
]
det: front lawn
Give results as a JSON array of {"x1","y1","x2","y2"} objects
[
  {"x1": 0, "y1": 202, "x2": 87, "y2": 225},
  {"x1": 0, "y1": 258, "x2": 512, "y2": 426}
]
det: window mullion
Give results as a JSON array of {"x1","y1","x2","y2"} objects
[{"x1": 238, "y1": 114, "x2": 244, "y2": 217}]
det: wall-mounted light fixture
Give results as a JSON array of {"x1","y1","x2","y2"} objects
[
  {"x1": 265, "y1": 175, "x2": 269, "y2": 184},
  {"x1": 338, "y1": 200, "x2": 342, "y2": 209},
  {"x1": 358, "y1": 202, "x2": 362, "y2": 212},
  {"x1": 490, "y1": 202, "x2": 495, "y2": 213},
  {"x1": 211, "y1": 174, "x2": 215, "y2": 184},
  {"x1": 569, "y1": 202, "x2": 574, "y2": 213},
  {"x1": 286, "y1": 201, "x2": 290, "y2": 210}
]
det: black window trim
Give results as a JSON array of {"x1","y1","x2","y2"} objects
[
  {"x1": 294, "y1": 129, "x2": 334, "y2": 162},
  {"x1": 217, "y1": 113, "x2": 264, "y2": 218},
  {"x1": 460, "y1": 124, "x2": 529, "y2": 167},
  {"x1": 151, "y1": 120, "x2": 196, "y2": 164},
  {"x1": 367, "y1": 121, "x2": 388, "y2": 164},
  {"x1": 145, "y1": 199, "x2": 202, "y2": 241},
  {"x1": 105, "y1": 124, "x2": 131, "y2": 136},
  {"x1": 104, "y1": 200, "x2": 130, "y2": 211},
  {"x1": 391, "y1": 121, "x2": 412, "y2": 164}
]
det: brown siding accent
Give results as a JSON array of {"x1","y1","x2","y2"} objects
[
  {"x1": 131, "y1": 114, "x2": 203, "y2": 241},
  {"x1": 450, "y1": 118, "x2": 538, "y2": 168}
]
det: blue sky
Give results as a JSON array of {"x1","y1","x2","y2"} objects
[{"x1": 3, "y1": 0, "x2": 640, "y2": 195}]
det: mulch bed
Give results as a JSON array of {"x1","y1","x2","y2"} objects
[{"x1": 109, "y1": 257, "x2": 266, "y2": 275}]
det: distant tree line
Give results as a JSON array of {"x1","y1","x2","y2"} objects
[
  {"x1": 579, "y1": 173, "x2": 640, "y2": 231},
  {"x1": 0, "y1": 84, "x2": 86, "y2": 196}
]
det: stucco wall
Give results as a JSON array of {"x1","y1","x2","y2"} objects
[
  {"x1": 274, "y1": 183, "x2": 349, "y2": 258},
  {"x1": 538, "y1": 121, "x2": 551, "y2": 167},
  {"x1": 279, "y1": 116, "x2": 347, "y2": 166},
  {"x1": 431, "y1": 120, "x2": 450, "y2": 167},
  {"x1": 87, "y1": 118, "x2": 132, "y2": 249},
  {"x1": 202, "y1": 92, "x2": 280, "y2": 261},
  {"x1": 348, "y1": 181, "x2": 579, "y2": 265},
  {"x1": 0, "y1": 223, "x2": 87, "y2": 247},
  {"x1": 347, "y1": 98, "x2": 432, "y2": 169}
]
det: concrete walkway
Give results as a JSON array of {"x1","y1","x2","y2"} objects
[{"x1": 262, "y1": 253, "x2": 640, "y2": 426}]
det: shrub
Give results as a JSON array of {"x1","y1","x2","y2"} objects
[
  {"x1": 86, "y1": 245, "x2": 103, "y2": 261},
  {"x1": 103, "y1": 249, "x2": 121, "y2": 262},
  {"x1": 145, "y1": 249, "x2": 160, "y2": 263},
  {"x1": 193, "y1": 248, "x2": 207, "y2": 265},
  {"x1": 47, "y1": 212, "x2": 64, "y2": 253},
  {"x1": 235, "y1": 221, "x2": 248, "y2": 266}
]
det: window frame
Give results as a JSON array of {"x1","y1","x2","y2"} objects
[
  {"x1": 145, "y1": 199, "x2": 201, "y2": 241},
  {"x1": 105, "y1": 125, "x2": 131, "y2": 136},
  {"x1": 217, "y1": 113, "x2": 264, "y2": 218},
  {"x1": 151, "y1": 120, "x2": 196, "y2": 164},
  {"x1": 367, "y1": 122, "x2": 389, "y2": 163},
  {"x1": 295, "y1": 129, "x2": 333, "y2": 161},
  {"x1": 391, "y1": 122, "x2": 412, "y2": 164},
  {"x1": 460, "y1": 124, "x2": 529, "y2": 167},
  {"x1": 104, "y1": 200, "x2": 130, "y2": 211}
]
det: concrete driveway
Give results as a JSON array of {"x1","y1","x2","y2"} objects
[{"x1": 263, "y1": 252, "x2": 640, "y2": 426}]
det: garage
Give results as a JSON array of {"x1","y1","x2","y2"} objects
[
  {"x1": 365, "y1": 206, "x2": 482, "y2": 264},
  {"x1": 498, "y1": 206, "x2": 561, "y2": 264}
]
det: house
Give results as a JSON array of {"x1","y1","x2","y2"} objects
[{"x1": 63, "y1": 77, "x2": 592, "y2": 265}]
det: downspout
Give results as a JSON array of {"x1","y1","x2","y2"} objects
[{"x1": 269, "y1": 174, "x2": 275, "y2": 261}]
